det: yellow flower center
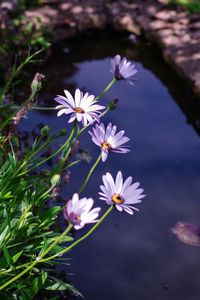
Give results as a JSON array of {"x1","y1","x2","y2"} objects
[
  {"x1": 75, "y1": 107, "x2": 85, "y2": 114},
  {"x1": 112, "y1": 194, "x2": 124, "y2": 204},
  {"x1": 102, "y1": 141, "x2": 111, "y2": 150}
]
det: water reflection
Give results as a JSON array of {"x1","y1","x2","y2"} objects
[
  {"x1": 20, "y1": 31, "x2": 200, "y2": 300},
  {"x1": 172, "y1": 222, "x2": 200, "y2": 247}
]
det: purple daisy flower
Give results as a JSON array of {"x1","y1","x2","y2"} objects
[
  {"x1": 111, "y1": 54, "x2": 138, "y2": 85},
  {"x1": 88, "y1": 122, "x2": 130, "y2": 162},
  {"x1": 64, "y1": 193, "x2": 101, "y2": 230},
  {"x1": 55, "y1": 89, "x2": 105, "y2": 126},
  {"x1": 99, "y1": 171, "x2": 145, "y2": 215}
]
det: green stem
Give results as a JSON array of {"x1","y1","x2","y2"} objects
[
  {"x1": 36, "y1": 184, "x2": 55, "y2": 203},
  {"x1": 0, "y1": 48, "x2": 44, "y2": 104},
  {"x1": 30, "y1": 106, "x2": 57, "y2": 111},
  {"x1": 39, "y1": 224, "x2": 73, "y2": 258},
  {"x1": 0, "y1": 204, "x2": 113, "y2": 286},
  {"x1": 78, "y1": 153, "x2": 102, "y2": 194},
  {"x1": 0, "y1": 225, "x2": 73, "y2": 290},
  {"x1": 18, "y1": 124, "x2": 77, "y2": 176},
  {"x1": 15, "y1": 135, "x2": 59, "y2": 178},
  {"x1": 0, "y1": 261, "x2": 37, "y2": 291},
  {"x1": 61, "y1": 159, "x2": 81, "y2": 172},
  {"x1": 95, "y1": 78, "x2": 116, "y2": 101},
  {"x1": 27, "y1": 133, "x2": 58, "y2": 162},
  {"x1": 40, "y1": 205, "x2": 114, "y2": 263},
  {"x1": 0, "y1": 105, "x2": 57, "y2": 111},
  {"x1": 57, "y1": 123, "x2": 90, "y2": 172},
  {"x1": 0, "y1": 93, "x2": 35, "y2": 132}
]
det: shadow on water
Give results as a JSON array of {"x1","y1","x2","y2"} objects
[
  {"x1": 38, "y1": 29, "x2": 200, "y2": 135},
  {"x1": 20, "y1": 29, "x2": 200, "y2": 300}
]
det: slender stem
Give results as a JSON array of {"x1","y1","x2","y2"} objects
[
  {"x1": 101, "y1": 106, "x2": 110, "y2": 117},
  {"x1": 78, "y1": 153, "x2": 102, "y2": 194},
  {"x1": 0, "y1": 93, "x2": 35, "y2": 132},
  {"x1": 61, "y1": 159, "x2": 81, "y2": 172},
  {"x1": 15, "y1": 136, "x2": 58, "y2": 178},
  {"x1": 36, "y1": 184, "x2": 55, "y2": 203},
  {"x1": 94, "y1": 78, "x2": 116, "y2": 101},
  {"x1": 57, "y1": 123, "x2": 90, "y2": 172},
  {"x1": 0, "y1": 262, "x2": 38, "y2": 291},
  {"x1": 18, "y1": 124, "x2": 77, "y2": 176},
  {"x1": 40, "y1": 205, "x2": 114, "y2": 263},
  {"x1": 0, "y1": 105, "x2": 57, "y2": 111},
  {"x1": 30, "y1": 106, "x2": 57, "y2": 111},
  {"x1": 27, "y1": 133, "x2": 58, "y2": 161},
  {"x1": 0, "y1": 206, "x2": 113, "y2": 289},
  {"x1": 0, "y1": 48, "x2": 44, "y2": 104},
  {"x1": 39, "y1": 224, "x2": 73, "y2": 258},
  {"x1": 0, "y1": 225, "x2": 73, "y2": 290}
]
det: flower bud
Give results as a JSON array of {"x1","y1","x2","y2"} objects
[
  {"x1": 108, "y1": 98, "x2": 119, "y2": 110},
  {"x1": 40, "y1": 125, "x2": 50, "y2": 136},
  {"x1": 51, "y1": 174, "x2": 61, "y2": 186},
  {"x1": 31, "y1": 73, "x2": 45, "y2": 94},
  {"x1": 59, "y1": 128, "x2": 67, "y2": 136}
]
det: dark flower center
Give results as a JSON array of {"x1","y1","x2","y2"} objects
[
  {"x1": 69, "y1": 212, "x2": 81, "y2": 224},
  {"x1": 115, "y1": 65, "x2": 123, "y2": 80},
  {"x1": 75, "y1": 107, "x2": 85, "y2": 114},
  {"x1": 112, "y1": 193, "x2": 124, "y2": 204},
  {"x1": 102, "y1": 141, "x2": 111, "y2": 150},
  {"x1": 75, "y1": 215, "x2": 81, "y2": 221}
]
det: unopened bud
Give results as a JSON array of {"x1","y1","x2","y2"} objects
[
  {"x1": 51, "y1": 174, "x2": 61, "y2": 186},
  {"x1": 59, "y1": 128, "x2": 67, "y2": 136},
  {"x1": 108, "y1": 98, "x2": 119, "y2": 110},
  {"x1": 40, "y1": 125, "x2": 50, "y2": 136},
  {"x1": 31, "y1": 73, "x2": 45, "y2": 94}
]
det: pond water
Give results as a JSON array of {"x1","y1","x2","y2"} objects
[{"x1": 21, "y1": 31, "x2": 200, "y2": 300}]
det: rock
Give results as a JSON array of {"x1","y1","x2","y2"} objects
[
  {"x1": 1, "y1": 0, "x2": 18, "y2": 12},
  {"x1": 14, "y1": 0, "x2": 200, "y2": 97}
]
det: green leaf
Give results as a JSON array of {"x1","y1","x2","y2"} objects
[
  {"x1": 45, "y1": 276, "x2": 83, "y2": 297},
  {"x1": 0, "y1": 292, "x2": 13, "y2": 300},
  {"x1": 0, "y1": 226, "x2": 9, "y2": 248},
  {"x1": 12, "y1": 250, "x2": 23, "y2": 263},
  {"x1": 3, "y1": 246, "x2": 13, "y2": 266},
  {"x1": 31, "y1": 272, "x2": 47, "y2": 296},
  {"x1": 19, "y1": 287, "x2": 34, "y2": 300},
  {"x1": 39, "y1": 206, "x2": 61, "y2": 227},
  {"x1": 45, "y1": 277, "x2": 73, "y2": 291},
  {"x1": 39, "y1": 236, "x2": 48, "y2": 256},
  {"x1": 2, "y1": 192, "x2": 12, "y2": 200}
]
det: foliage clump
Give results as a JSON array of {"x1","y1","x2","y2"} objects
[
  {"x1": 168, "y1": 0, "x2": 200, "y2": 13},
  {"x1": 0, "y1": 49, "x2": 145, "y2": 299}
]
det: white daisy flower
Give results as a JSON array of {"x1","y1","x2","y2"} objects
[
  {"x1": 99, "y1": 171, "x2": 145, "y2": 215},
  {"x1": 88, "y1": 122, "x2": 130, "y2": 162},
  {"x1": 64, "y1": 193, "x2": 101, "y2": 230},
  {"x1": 55, "y1": 89, "x2": 105, "y2": 126},
  {"x1": 111, "y1": 54, "x2": 138, "y2": 85}
]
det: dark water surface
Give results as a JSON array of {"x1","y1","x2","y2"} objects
[{"x1": 22, "y1": 31, "x2": 200, "y2": 300}]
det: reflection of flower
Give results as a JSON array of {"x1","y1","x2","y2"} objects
[
  {"x1": 89, "y1": 123, "x2": 130, "y2": 162},
  {"x1": 64, "y1": 193, "x2": 101, "y2": 230},
  {"x1": 171, "y1": 222, "x2": 200, "y2": 247},
  {"x1": 111, "y1": 55, "x2": 138, "y2": 85},
  {"x1": 55, "y1": 89, "x2": 105, "y2": 126},
  {"x1": 99, "y1": 171, "x2": 145, "y2": 214}
]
